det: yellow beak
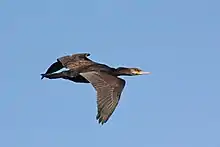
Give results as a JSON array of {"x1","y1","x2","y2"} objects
[{"x1": 138, "y1": 71, "x2": 151, "y2": 75}]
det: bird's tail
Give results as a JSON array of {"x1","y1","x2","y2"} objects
[
  {"x1": 41, "y1": 74, "x2": 47, "y2": 80},
  {"x1": 40, "y1": 72, "x2": 66, "y2": 80}
]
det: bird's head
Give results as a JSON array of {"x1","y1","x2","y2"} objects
[
  {"x1": 116, "y1": 67, "x2": 151, "y2": 76},
  {"x1": 129, "y1": 68, "x2": 151, "y2": 75}
]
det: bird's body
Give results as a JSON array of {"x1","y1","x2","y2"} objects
[{"x1": 41, "y1": 53, "x2": 151, "y2": 124}]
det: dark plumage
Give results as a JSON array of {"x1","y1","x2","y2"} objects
[{"x1": 41, "y1": 53, "x2": 151, "y2": 124}]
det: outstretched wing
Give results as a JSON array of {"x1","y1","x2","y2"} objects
[
  {"x1": 80, "y1": 71, "x2": 125, "y2": 124},
  {"x1": 42, "y1": 53, "x2": 92, "y2": 76},
  {"x1": 43, "y1": 61, "x2": 63, "y2": 76},
  {"x1": 57, "y1": 53, "x2": 91, "y2": 68}
]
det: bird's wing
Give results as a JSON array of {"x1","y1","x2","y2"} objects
[
  {"x1": 43, "y1": 61, "x2": 63, "y2": 76},
  {"x1": 58, "y1": 53, "x2": 94, "y2": 69},
  {"x1": 58, "y1": 53, "x2": 90, "y2": 66},
  {"x1": 80, "y1": 71, "x2": 125, "y2": 124},
  {"x1": 42, "y1": 53, "x2": 92, "y2": 76}
]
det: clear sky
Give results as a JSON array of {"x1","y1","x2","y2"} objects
[{"x1": 1, "y1": 0, "x2": 220, "y2": 146}]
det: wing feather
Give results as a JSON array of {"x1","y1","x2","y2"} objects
[
  {"x1": 80, "y1": 71, "x2": 125, "y2": 124},
  {"x1": 42, "y1": 53, "x2": 94, "y2": 78}
]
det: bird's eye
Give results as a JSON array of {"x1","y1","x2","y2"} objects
[{"x1": 135, "y1": 68, "x2": 141, "y2": 72}]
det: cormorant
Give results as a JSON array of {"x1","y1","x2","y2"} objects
[{"x1": 41, "y1": 53, "x2": 151, "y2": 124}]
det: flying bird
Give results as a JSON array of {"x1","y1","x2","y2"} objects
[{"x1": 41, "y1": 53, "x2": 151, "y2": 124}]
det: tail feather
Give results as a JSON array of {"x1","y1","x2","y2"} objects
[
  {"x1": 40, "y1": 72, "x2": 66, "y2": 80},
  {"x1": 41, "y1": 74, "x2": 46, "y2": 80}
]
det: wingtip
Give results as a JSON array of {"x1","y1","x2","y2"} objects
[
  {"x1": 96, "y1": 115, "x2": 108, "y2": 125},
  {"x1": 85, "y1": 53, "x2": 90, "y2": 57}
]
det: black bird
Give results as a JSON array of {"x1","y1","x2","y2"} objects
[{"x1": 41, "y1": 53, "x2": 151, "y2": 124}]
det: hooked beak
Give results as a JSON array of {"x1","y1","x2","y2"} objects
[{"x1": 138, "y1": 71, "x2": 151, "y2": 75}]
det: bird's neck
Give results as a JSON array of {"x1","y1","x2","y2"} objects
[{"x1": 113, "y1": 67, "x2": 132, "y2": 76}]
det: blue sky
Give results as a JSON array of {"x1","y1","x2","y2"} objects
[{"x1": 1, "y1": 0, "x2": 220, "y2": 146}]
